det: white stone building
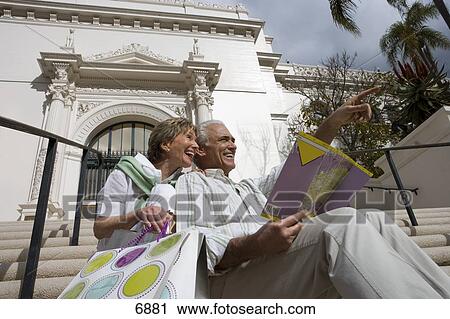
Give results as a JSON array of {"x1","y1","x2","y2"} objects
[
  {"x1": 0, "y1": 0, "x2": 310, "y2": 221},
  {"x1": 1, "y1": 0, "x2": 449, "y2": 223}
]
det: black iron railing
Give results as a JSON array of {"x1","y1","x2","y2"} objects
[
  {"x1": 0, "y1": 115, "x2": 102, "y2": 299},
  {"x1": 363, "y1": 186, "x2": 419, "y2": 196},
  {"x1": 348, "y1": 141, "x2": 450, "y2": 227},
  {"x1": 2, "y1": 114, "x2": 450, "y2": 298}
]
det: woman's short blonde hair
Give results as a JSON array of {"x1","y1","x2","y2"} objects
[{"x1": 147, "y1": 118, "x2": 195, "y2": 163}]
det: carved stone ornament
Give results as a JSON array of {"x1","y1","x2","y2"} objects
[
  {"x1": 30, "y1": 148, "x2": 58, "y2": 201},
  {"x1": 54, "y1": 62, "x2": 69, "y2": 81},
  {"x1": 292, "y1": 64, "x2": 367, "y2": 82},
  {"x1": 193, "y1": 70, "x2": 209, "y2": 88},
  {"x1": 75, "y1": 87, "x2": 185, "y2": 96},
  {"x1": 77, "y1": 101, "x2": 101, "y2": 118},
  {"x1": 193, "y1": 38, "x2": 200, "y2": 55},
  {"x1": 46, "y1": 83, "x2": 67, "y2": 102},
  {"x1": 188, "y1": 90, "x2": 214, "y2": 110},
  {"x1": 115, "y1": 0, "x2": 246, "y2": 12},
  {"x1": 84, "y1": 43, "x2": 182, "y2": 66},
  {"x1": 65, "y1": 28, "x2": 75, "y2": 48},
  {"x1": 65, "y1": 82, "x2": 76, "y2": 107},
  {"x1": 30, "y1": 148, "x2": 46, "y2": 200},
  {"x1": 46, "y1": 82, "x2": 76, "y2": 107},
  {"x1": 164, "y1": 104, "x2": 187, "y2": 117}
]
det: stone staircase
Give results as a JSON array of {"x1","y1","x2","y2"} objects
[
  {"x1": 1, "y1": 208, "x2": 450, "y2": 298},
  {"x1": 0, "y1": 219, "x2": 97, "y2": 298}
]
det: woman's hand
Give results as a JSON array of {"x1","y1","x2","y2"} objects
[{"x1": 135, "y1": 205, "x2": 173, "y2": 232}]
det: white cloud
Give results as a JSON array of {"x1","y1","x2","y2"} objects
[{"x1": 216, "y1": 0, "x2": 450, "y2": 72}]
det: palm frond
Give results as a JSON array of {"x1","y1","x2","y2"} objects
[
  {"x1": 328, "y1": 0, "x2": 361, "y2": 35},
  {"x1": 406, "y1": 2, "x2": 439, "y2": 27},
  {"x1": 387, "y1": 0, "x2": 408, "y2": 13},
  {"x1": 417, "y1": 26, "x2": 450, "y2": 48}
]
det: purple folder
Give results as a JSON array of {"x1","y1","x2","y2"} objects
[{"x1": 262, "y1": 132, "x2": 372, "y2": 220}]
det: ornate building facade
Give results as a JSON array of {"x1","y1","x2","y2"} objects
[
  {"x1": 1, "y1": 0, "x2": 449, "y2": 222},
  {"x1": 0, "y1": 0, "x2": 316, "y2": 221}
]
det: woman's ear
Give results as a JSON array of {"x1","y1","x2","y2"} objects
[
  {"x1": 196, "y1": 147, "x2": 206, "y2": 157},
  {"x1": 160, "y1": 141, "x2": 171, "y2": 153}
]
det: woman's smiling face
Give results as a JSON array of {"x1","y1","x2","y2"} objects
[{"x1": 164, "y1": 128, "x2": 199, "y2": 168}]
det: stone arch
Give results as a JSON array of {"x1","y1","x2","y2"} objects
[{"x1": 72, "y1": 101, "x2": 177, "y2": 146}]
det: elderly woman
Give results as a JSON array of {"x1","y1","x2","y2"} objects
[{"x1": 93, "y1": 118, "x2": 198, "y2": 250}]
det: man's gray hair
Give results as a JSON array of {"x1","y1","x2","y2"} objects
[{"x1": 196, "y1": 120, "x2": 225, "y2": 147}]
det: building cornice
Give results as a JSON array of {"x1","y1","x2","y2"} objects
[
  {"x1": 122, "y1": 0, "x2": 248, "y2": 14},
  {"x1": 257, "y1": 51, "x2": 282, "y2": 70},
  {"x1": 275, "y1": 63, "x2": 385, "y2": 89},
  {"x1": 38, "y1": 50, "x2": 221, "y2": 90},
  {"x1": 0, "y1": 0, "x2": 263, "y2": 41}
]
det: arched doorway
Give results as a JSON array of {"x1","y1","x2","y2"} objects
[{"x1": 84, "y1": 121, "x2": 155, "y2": 200}]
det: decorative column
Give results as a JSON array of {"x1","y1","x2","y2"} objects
[
  {"x1": 18, "y1": 62, "x2": 76, "y2": 220},
  {"x1": 183, "y1": 40, "x2": 221, "y2": 125},
  {"x1": 187, "y1": 70, "x2": 214, "y2": 124}
]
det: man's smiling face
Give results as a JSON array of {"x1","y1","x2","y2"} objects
[{"x1": 196, "y1": 123, "x2": 237, "y2": 176}]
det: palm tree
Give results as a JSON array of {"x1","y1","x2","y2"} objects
[
  {"x1": 329, "y1": 0, "x2": 361, "y2": 35},
  {"x1": 380, "y1": 1, "x2": 450, "y2": 66},
  {"x1": 433, "y1": 0, "x2": 450, "y2": 30},
  {"x1": 328, "y1": 0, "x2": 450, "y2": 33}
]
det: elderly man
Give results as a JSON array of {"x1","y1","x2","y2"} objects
[{"x1": 173, "y1": 88, "x2": 450, "y2": 298}]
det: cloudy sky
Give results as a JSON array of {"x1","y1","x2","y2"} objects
[{"x1": 215, "y1": 0, "x2": 450, "y2": 72}]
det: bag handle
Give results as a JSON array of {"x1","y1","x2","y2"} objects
[{"x1": 121, "y1": 220, "x2": 170, "y2": 249}]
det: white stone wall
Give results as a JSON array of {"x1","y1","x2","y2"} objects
[
  {"x1": 0, "y1": 1, "x2": 298, "y2": 221},
  {"x1": 368, "y1": 106, "x2": 450, "y2": 210}
]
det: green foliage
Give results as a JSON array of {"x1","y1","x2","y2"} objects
[
  {"x1": 329, "y1": 0, "x2": 361, "y2": 35},
  {"x1": 328, "y1": 0, "x2": 450, "y2": 35},
  {"x1": 386, "y1": 47, "x2": 450, "y2": 137},
  {"x1": 380, "y1": 1, "x2": 450, "y2": 66},
  {"x1": 287, "y1": 52, "x2": 401, "y2": 177}
]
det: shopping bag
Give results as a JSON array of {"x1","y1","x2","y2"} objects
[
  {"x1": 58, "y1": 229, "x2": 202, "y2": 299},
  {"x1": 159, "y1": 230, "x2": 208, "y2": 299}
]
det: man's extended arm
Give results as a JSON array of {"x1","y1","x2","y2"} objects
[{"x1": 313, "y1": 87, "x2": 379, "y2": 144}]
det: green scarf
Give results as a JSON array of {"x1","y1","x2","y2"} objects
[{"x1": 116, "y1": 156, "x2": 157, "y2": 209}]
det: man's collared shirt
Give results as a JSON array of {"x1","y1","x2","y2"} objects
[{"x1": 175, "y1": 165, "x2": 283, "y2": 274}]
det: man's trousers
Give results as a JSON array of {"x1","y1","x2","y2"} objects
[{"x1": 209, "y1": 207, "x2": 450, "y2": 298}]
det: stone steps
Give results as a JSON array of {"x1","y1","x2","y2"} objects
[
  {"x1": 0, "y1": 258, "x2": 86, "y2": 281},
  {"x1": 400, "y1": 224, "x2": 450, "y2": 236},
  {"x1": 0, "y1": 236, "x2": 98, "y2": 250},
  {"x1": 1, "y1": 210, "x2": 450, "y2": 299},
  {"x1": 0, "y1": 276, "x2": 73, "y2": 299},
  {"x1": 0, "y1": 222, "x2": 94, "y2": 233},
  {"x1": 410, "y1": 234, "x2": 450, "y2": 248},
  {"x1": 423, "y1": 246, "x2": 450, "y2": 266},
  {"x1": 396, "y1": 217, "x2": 450, "y2": 227},
  {"x1": 0, "y1": 220, "x2": 94, "y2": 226},
  {"x1": 394, "y1": 212, "x2": 450, "y2": 219},
  {"x1": 0, "y1": 228, "x2": 94, "y2": 241},
  {"x1": 0, "y1": 245, "x2": 97, "y2": 264}
]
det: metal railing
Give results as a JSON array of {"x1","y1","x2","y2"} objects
[
  {"x1": 0, "y1": 115, "x2": 103, "y2": 299},
  {"x1": 364, "y1": 186, "x2": 419, "y2": 195},
  {"x1": 348, "y1": 141, "x2": 450, "y2": 227},
  {"x1": 1, "y1": 114, "x2": 450, "y2": 297}
]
